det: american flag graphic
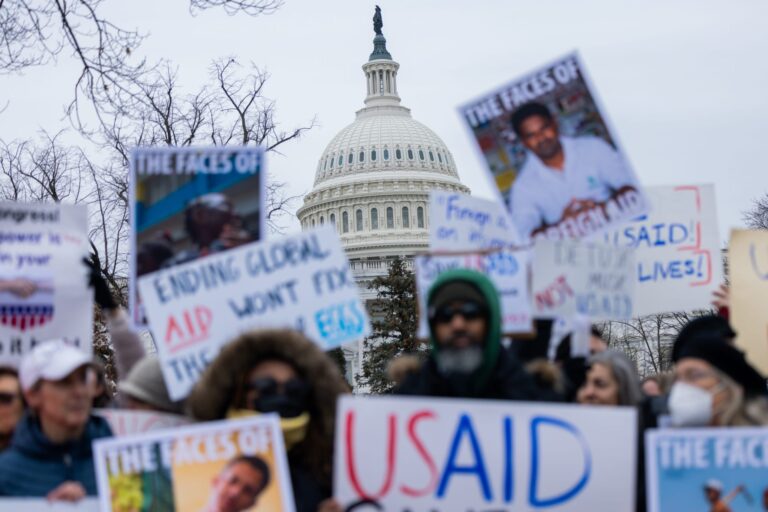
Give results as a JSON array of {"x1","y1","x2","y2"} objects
[{"x1": 0, "y1": 304, "x2": 54, "y2": 331}]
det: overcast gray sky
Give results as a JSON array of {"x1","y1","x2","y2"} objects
[{"x1": 2, "y1": 0, "x2": 767, "y2": 241}]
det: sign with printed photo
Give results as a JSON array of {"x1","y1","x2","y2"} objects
[
  {"x1": 129, "y1": 146, "x2": 265, "y2": 326},
  {"x1": 646, "y1": 428, "x2": 768, "y2": 512},
  {"x1": 94, "y1": 416, "x2": 295, "y2": 512},
  {"x1": 138, "y1": 224, "x2": 371, "y2": 400},
  {"x1": 0, "y1": 202, "x2": 91, "y2": 365},
  {"x1": 335, "y1": 395, "x2": 637, "y2": 511},
  {"x1": 604, "y1": 184, "x2": 722, "y2": 316},
  {"x1": 459, "y1": 52, "x2": 648, "y2": 242}
]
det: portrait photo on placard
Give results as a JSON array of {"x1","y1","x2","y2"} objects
[
  {"x1": 460, "y1": 52, "x2": 647, "y2": 242},
  {"x1": 129, "y1": 146, "x2": 265, "y2": 325}
]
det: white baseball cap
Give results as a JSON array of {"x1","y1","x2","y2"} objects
[
  {"x1": 19, "y1": 339, "x2": 92, "y2": 392},
  {"x1": 704, "y1": 479, "x2": 723, "y2": 492}
]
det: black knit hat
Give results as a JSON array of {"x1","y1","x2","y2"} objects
[
  {"x1": 673, "y1": 333, "x2": 767, "y2": 397},
  {"x1": 672, "y1": 315, "x2": 736, "y2": 362}
]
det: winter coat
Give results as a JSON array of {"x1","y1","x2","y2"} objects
[
  {"x1": 397, "y1": 269, "x2": 561, "y2": 401},
  {"x1": 0, "y1": 413, "x2": 112, "y2": 496},
  {"x1": 186, "y1": 328, "x2": 350, "y2": 512}
]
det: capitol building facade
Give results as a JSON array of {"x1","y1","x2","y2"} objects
[{"x1": 296, "y1": 19, "x2": 469, "y2": 382}]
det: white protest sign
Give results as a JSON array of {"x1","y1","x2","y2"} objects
[
  {"x1": 415, "y1": 250, "x2": 532, "y2": 336},
  {"x1": 646, "y1": 428, "x2": 768, "y2": 512},
  {"x1": 532, "y1": 240, "x2": 634, "y2": 320},
  {"x1": 0, "y1": 499, "x2": 99, "y2": 511},
  {"x1": 602, "y1": 184, "x2": 722, "y2": 316},
  {"x1": 428, "y1": 191, "x2": 520, "y2": 251},
  {"x1": 0, "y1": 202, "x2": 91, "y2": 365},
  {"x1": 95, "y1": 409, "x2": 191, "y2": 436},
  {"x1": 138, "y1": 224, "x2": 370, "y2": 400},
  {"x1": 334, "y1": 395, "x2": 637, "y2": 511},
  {"x1": 94, "y1": 416, "x2": 295, "y2": 512}
]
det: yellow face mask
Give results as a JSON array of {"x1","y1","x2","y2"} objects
[{"x1": 226, "y1": 409, "x2": 311, "y2": 450}]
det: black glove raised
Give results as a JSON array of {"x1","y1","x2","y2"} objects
[{"x1": 83, "y1": 256, "x2": 117, "y2": 310}]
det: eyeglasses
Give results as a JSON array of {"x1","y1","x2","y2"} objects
[
  {"x1": 676, "y1": 368, "x2": 719, "y2": 385},
  {"x1": 0, "y1": 392, "x2": 19, "y2": 405},
  {"x1": 430, "y1": 302, "x2": 486, "y2": 324}
]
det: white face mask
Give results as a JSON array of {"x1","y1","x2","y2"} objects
[{"x1": 668, "y1": 381, "x2": 713, "y2": 427}]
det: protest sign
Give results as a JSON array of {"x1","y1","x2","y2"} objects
[
  {"x1": 96, "y1": 409, "x2": 192, "y2": 437},
  {"x1": 646, "y1": 428, "x2": 768, "y2": 512},
  {"x1": 729, "y1": 229, "x2": 768, "y2": 375},
  {"x1": 0, "y1": 499, "x2": 99, "y2": 511},
  {"x1": 415, "y1": 250, "x2": 532, "y2": 336},
  {"x1": 0, "y1": 202, "x2": 91, "y2": 365},
  {"x1": 129, "y1": 146, "x2": 265, "y2": 326},
  {"x1": 94, "y1": 415, "x2": 295, "y2": 512},
  {"x1": 138, "y1": 224, "x2": 370, "y2": 400},
  {"x1": 532, "y1": 240, "x2": 634, "y2": 320},
  {"x1": 428, "y1": 191, "x2": 520, "y2": 251},
  {"x1": 334, "y1": 395, "x2": 637, "y2": 511},
  {"x1": 603, "y1": 184, "x2": 722, "y2": 316},
  {"x1": 459, "y1": 52, "x2": 647, "y2": 242}
]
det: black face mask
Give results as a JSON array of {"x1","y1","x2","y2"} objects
[{"x1": 246, "y1": 377, "x2": 309, "y2": 418}]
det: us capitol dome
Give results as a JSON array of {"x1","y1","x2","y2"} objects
[{"x1": 296, "y1": 9, "x2": 469, "y2": 301}]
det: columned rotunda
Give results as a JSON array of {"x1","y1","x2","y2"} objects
[
  {"x1": 297, "y1": 15, "x2": 469, "y2": 300},
  {"x1": 296, "y1": 11, "x2": 469, "y2": 382}
]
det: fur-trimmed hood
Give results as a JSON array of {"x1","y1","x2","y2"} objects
[{"x1": 186, "y1": 328, "x2": 349, "y2": 485}]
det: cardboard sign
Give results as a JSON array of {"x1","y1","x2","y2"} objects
[
  {"x1": 646, "y1": 428, "x2": 768, "y2": 512},
  {"x1": 603, "y1": 184, "x2": 722, "y2": 316},
  {"x1": 334, "y1": 395, "x2": 637, "y2": 511},
  {"x1": 0, "y1": 202, "x2": 91, "y2": 365},
  {"x1": 459, "y1": 52, "x2": 648, "y2": 242},
  {"x1": 94, "y1": 416, "x2": 295, "y2": 512},
  {"x1": 0, "y1": 499, "x2": 99, "y2": 511},
  {"x1": 96, "y1": 409, "x2": 192, "y2": 437},
  {"x1": 428, "y1": 191, "x2": 520, "y2": 251},
  {"x1": 415, "y1": 250, "x2": 532, "y2": 336},
  {"x1": 729, "y1": 229, "x2": 768, "y2": 375},
  {"x1": 137, "y1": 224, "x2": 370, "y2": 400},
  {"x1": 532, "y1": 240, "x2": 635, "y2": 320},
  {"x1": 129, "y1": 146, "x2": 266, "y2": 326}
]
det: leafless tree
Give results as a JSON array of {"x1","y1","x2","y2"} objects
[
  {"x1": 744, "y1": 194, "x2": 768, "y2": 230},
  {"x1": 0, "y1": 0, "x2": 286, "y2": 131}
]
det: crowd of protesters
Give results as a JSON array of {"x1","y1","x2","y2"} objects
[{"x1": 0, "y1": 260, "x2": 765, "y2": 512}]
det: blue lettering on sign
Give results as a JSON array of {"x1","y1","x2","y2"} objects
[
  {"x1": 314, "y1": 299, "x2": 365, "y2": 345},
  {"x1": 576, "y1": 293, "x2": 631, "y2": 318},
  {"x1": 638, "y1": 256, "x2": 703, "y2": 282},
  {"x1": 607, "y1": 222, "x2": 691, "y2": 249},
  {"x1": 436, "y1": 226, "x2": 457, "y2": 241},
  {"x1": 437, "y1": 413, "x2": 492, "y2": 502},
  {"x1": 445, "y1": 195, "x2": 491, "y2": 228},
  {"x1": 484, "y1": 252, "x2": 519, "y2": 276},
  {"x1": 749, "y1": 243, "x2": 768, "y2": 280},
  {"x1": 529, "y1": 416, "x2": 592, "y2": 507}
]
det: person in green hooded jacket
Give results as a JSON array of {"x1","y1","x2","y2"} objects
[{"x1": 396, "y1": 268, "x2": 560, "y2": 401}]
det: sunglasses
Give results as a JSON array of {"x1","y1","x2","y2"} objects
[
  {"x1": 246, "y1": 377, "x2": 309, "y2": 401},
  {"x1": 430, "y1": 302, "x2": 486, "y2": 324},
  {"x1": 0, "y1": 392, "x2": 19, "y2": 405}
]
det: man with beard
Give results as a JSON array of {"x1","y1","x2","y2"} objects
[
  {"x1": 508, "y1": 102, "x2": 638, "y2": 239},
  {"x1": 395, "y1": 269, "x2": 559, "y2": 400}
]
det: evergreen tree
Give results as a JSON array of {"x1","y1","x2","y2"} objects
[{"x1": 357, "y1": 256, "x2": 425, "y2": 393}]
